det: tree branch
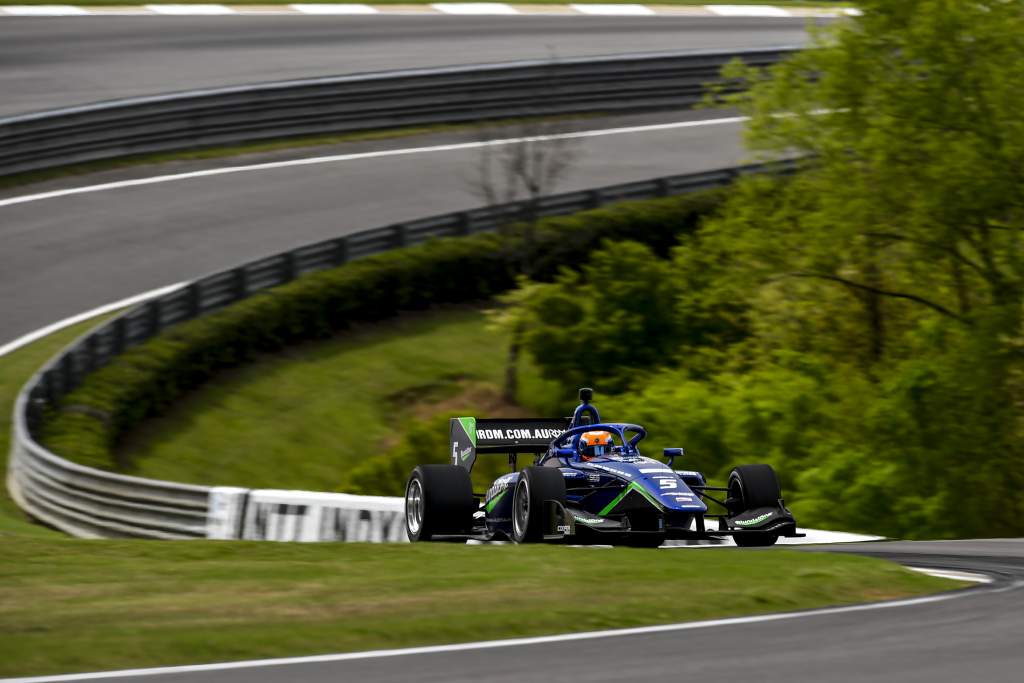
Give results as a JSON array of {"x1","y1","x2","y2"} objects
[
  {"x1": 780, "y1": 271, "x2": 969, "y2": 324},
  {"x1": 862, "y1": 231, "x2": 987, "y2": 277}
]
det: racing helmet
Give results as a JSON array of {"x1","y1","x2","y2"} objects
[{"x1": 580, "y1": 431, "x2": 614, "y2": 460}]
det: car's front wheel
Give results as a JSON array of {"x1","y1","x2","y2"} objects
[{"x1": 727, "y1": 464, "x2": 782, "y2": 548}]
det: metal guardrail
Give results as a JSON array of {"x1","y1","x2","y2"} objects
[
  {"x1": 0, "y1": 47, "x2": 795, "y2": 178},
  {"x1": 5, "y1": 47, "x2": 800, "y2": 539},
  {"x1": 7, "y1": 159, "x2": 799, "y2": 539}
]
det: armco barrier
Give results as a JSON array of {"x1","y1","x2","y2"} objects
[
  {"x1": 5, "y1": 47, "x2": 802, "y2": 540},
  {"x1": 8, "y1": 159, "x2": 799, "y2": 540},
  {"x1": 0, "y1": 47, "x2": 795, "y2": 178}
]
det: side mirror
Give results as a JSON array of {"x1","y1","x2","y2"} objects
[{"x1": 663, "y1": 448, "x2": 684, "y2": 466}]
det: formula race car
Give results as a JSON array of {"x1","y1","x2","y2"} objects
[{"x1": 404, "y1": 388, "x2": 802, "y2": 547}]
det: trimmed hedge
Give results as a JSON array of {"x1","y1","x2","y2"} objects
[{"x1": 41, "y1": 190, "x2": 727, "y2": 471}]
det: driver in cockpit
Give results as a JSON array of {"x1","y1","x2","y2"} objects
[{"x1": 579, "y1": 431, "x2": 615, "y2": 461}]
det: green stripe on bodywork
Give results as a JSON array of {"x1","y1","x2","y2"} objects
[
  {"x1": 485, "y1": 488, "x2": 507, "y2": 513},
  {"x1": 458, "y1": 417, "x2": 477, "y2": 447},
  {"x1": 598, "y1": 481, "x2": 664, "y2": 517}
]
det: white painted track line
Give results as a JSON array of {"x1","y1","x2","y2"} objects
[
  {"x1": 0, "y1": 283, "x2": 186, "y2": 359},
  {"x1": 0, "y1": 4, "x2": 857, "y2": 18},
  {"x1": 0, "y1": 115, "x2": 746, "y2": 210},
  {"x1": 2, "y1": 5, "x2": 88, "y2": 15},
  {"x1": 906, "y1": 566, "x2": 994, "y2": 584},
  {"x1": 144, "y1": 4, "x2": 235, "y2": 15},
  {"x1": 289, "y1": 3, "x2": 377, "y2": 13},
  {"x1": 432, "y1": 3, "x2": 519, "y2": 14},
  {"x1": 707, "y1": 4, "x2": 791, "y2": 17},
  {"x1": 0, "y1": 580, "x2": 999, "y2": 683},
  {"x1": 571, "y1": 4, "x2": 656, "y2": 16}
]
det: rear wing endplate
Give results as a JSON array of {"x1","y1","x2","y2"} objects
[{"x1": 450, "y1": 417, "x2": 570, "y2": 471}]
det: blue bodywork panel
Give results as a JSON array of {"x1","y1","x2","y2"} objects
[{"x1": 481, "y1": 421, "x2": 707, "y2": 538}]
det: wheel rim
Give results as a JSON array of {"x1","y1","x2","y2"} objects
[
  {"x1": 406, "y1": 478, "x2": 424, "y2": 536},
  {"x1": 513, "y1": 479, "x2": 530, "y2": 540},
  {"x1": 728, "y1": 477, "x2": 744, "y2": 516}
]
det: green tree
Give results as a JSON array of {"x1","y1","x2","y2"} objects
[
  {"x1": 507, "y1": 240, "x2": 683, "y2": 395},
  {"x1": 672, "y1": 0, "x2": 1024, "y2": 536},
  {"x1": 711, "y1": 0, "x2": 1024, "y2": 351},
  {"x1": 485, "y1": 1, "x2": 1024, "y2": 538}
]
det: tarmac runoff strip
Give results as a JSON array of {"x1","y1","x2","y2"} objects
[
  {"x1": 0, "y1": 5, "x2": 863, "y2": 18},
  {"x1": 0, "y1": 577, "x2": 1004, "y2": 683}
]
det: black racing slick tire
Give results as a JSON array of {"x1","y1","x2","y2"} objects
[
  {"x1": 511, "y1": 466, "x2": 566, "y2": 543},
  {"x1": 405, "y1": 465, "x2": 476, "y2": 542},
  {"x1": 728, "y1": 464, "x2": 782, "y2": 548}
]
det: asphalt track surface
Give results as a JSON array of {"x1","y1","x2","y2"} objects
[
  {"x1": 4, "y1": 15, "x2": 1024, "y2": 683},
  {"x1": 0, "y1": 110, "x2": 748, "y2": 346},
  {"x1": 9, "y1": 540, "x2": 1022, "y2": 683},
  {"x1": 0, "y1": 15, "x2": 820, "y2": 345},
  {"x1": 0, "y1": 16, "x2": 819, "y2": 116}
]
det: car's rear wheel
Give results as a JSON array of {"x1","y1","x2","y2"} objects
[
  {"x1": 728, "y1": 464, "x2": 782, "y2": 548},
  {"x1": 405, "y1": 465, "x2": 476, "y2": 542},
  {"x1": 511, "y1": 466, "x2": 566, "y2": 543}
]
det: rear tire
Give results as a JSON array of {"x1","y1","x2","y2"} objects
[
  {"x1": 405, "y1": 465, "x2": 476, "y2": 542},
  {"x1": 511, "y1": 466, "x2": 566, "y2": 543},
  {"x1": 728, "y1": 464, "x2": 782, "y2": 548}
]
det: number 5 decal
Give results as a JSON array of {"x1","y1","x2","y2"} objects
[{"x1": 657, "y1": 478, "x2": 678, "y2": 490}]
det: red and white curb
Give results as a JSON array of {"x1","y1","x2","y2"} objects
[{"x1": 0, "y1": 4, "x2": 862, "y2": 17}]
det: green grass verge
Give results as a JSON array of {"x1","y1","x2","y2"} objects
[
  {"x1": 0, "y1": 539, "x2": 957, "y2": 678},
  {"x1": 0, "y1": 293, "x2": 961, "y2": 681},
  {"x1": 117, "y1": 306, "x2": 558, "y2": 490}
]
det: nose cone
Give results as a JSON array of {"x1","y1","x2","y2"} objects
[{"x1": 639, "y1": 475, "x2": 708, "y2": 513}]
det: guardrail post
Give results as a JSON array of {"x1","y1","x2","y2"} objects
[
  {"x1": 282, "y1": 252, "x2": 298, "y2": 283},
  {"x1": 587, "y1": 189, "x2": 603, "y2": 209},
  {"x1": 392, "y1": 224, "x2": 408, "y2": 248},
  {"x1": 146, "y1": 299, "x2": 162, "y2": 337},
  {"x1": 43, "y1": 370, "x2": 58, "y2": 407},
  {"x1": 84, "y1": 334, "x2": 98, "y2": 373},
  {"x1": 186, "y1": 283, "x2": 201, "y2": 319},
  {"x1": 456, "y1": 212, "x2": 472, "y2": 236},
  {"x1": 655, "y1": 178, "x2": 672, "y2": 198},
  {"x1": 113, "y1": 317, "x2": 126, "y2": 354},
  {"x1": 333, "y1": 237, "x2": 349, "y2": 266},
  {"x1": 233, "y1": 268, "x2": 248, "y2": 301},
  {"x1": 60, "y1": 353, "x2": 74, "y2": 392},
  {"x1": 27, "y1": 390, "x2": 45, "y2": 434}
]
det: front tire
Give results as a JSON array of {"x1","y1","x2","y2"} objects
[
  {"x1": 728, "y1": 464, "x2": 782, "y2": 548},
  {"x1": 511, "y1": 466, "x2": 566, "y2": 543},
  {"x1": 405, "y1": 465, "x2": 476, "y2": 542}
]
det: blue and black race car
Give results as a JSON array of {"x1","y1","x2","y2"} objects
[{"x1": 404, "y1": 388, "x2": 801, "y2": 547}]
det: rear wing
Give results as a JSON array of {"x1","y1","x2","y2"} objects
[{"x1": 450, "y1": 417, "x2": 570, "y2": 471}]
